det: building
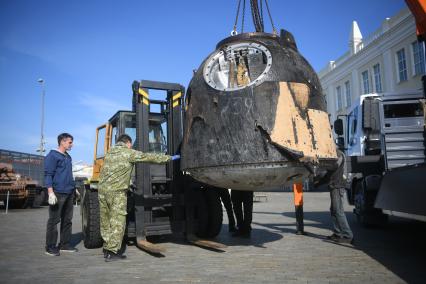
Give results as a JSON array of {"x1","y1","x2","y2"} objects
[{"x1": 318, "y1": 8, "x2": 425, "y2": 123}]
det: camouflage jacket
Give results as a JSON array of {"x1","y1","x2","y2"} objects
[{"x1": 99, "y1": 142, "x2": 171, "y2": 192}]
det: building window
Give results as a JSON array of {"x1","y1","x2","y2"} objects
[
  {"x1": 373, "y1": 64, "x2": 382, "y2": 93},
  {"x1": 362, "y1": 70, "x2": 370, "y2": 94},
  {"x1": 412, "y1": 41, "x2": 425, "y2": 76},
  {"x1": 336, "y1": 86, "x2": 343, "y2": 110},
  {"x1": 397, "y1": 48, "x2": 408, "y2": 82},
  {"x1": 345, "y1": 81, "x2": 351, "y2": 107}
]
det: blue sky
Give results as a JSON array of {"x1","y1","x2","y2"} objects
[{"x1": 0, "y1": 0, "x2": 406, "y2": 163}]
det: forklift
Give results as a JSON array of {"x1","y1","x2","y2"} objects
[{"x1": 81, "y1": 80, "x2": 225, "y2": 254}]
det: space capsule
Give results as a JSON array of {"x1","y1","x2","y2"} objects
[{"x1": 181, "y1": 30, "x2": 337, "y2": 191}]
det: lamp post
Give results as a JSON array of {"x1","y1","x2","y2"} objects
[{"x1": 37, "y1": 78, "x2": 46, "y2": 155}]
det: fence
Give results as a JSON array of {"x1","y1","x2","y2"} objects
[{"x1": 0, "y1": 149, "x2": 44, "y2": 186}]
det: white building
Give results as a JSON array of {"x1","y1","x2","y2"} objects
[{"x1": 318, "y1": 8, "x2": 425, "y2": 122}]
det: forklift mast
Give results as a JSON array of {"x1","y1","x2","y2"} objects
[{"x1": 130, "y1": 80, "x2": 185, "y2": 239}]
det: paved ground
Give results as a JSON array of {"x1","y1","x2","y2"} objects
[{"x1": 0, "y1": 191, "x2": 425, "y2": 284}]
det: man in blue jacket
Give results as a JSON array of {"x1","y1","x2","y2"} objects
[{"x1": 44, "y1": 133, "x2": 77, "y2": 256}]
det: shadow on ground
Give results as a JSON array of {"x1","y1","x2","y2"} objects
[{"x1": 274, "y1": 210, "x2": 426, "y2": 284}]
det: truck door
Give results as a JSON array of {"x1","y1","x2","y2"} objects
[{"x1": 380, "y1": 100, "x2": 425, "y2": 169}]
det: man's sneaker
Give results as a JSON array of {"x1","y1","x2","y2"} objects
[
  {"x1": 326, "y1": 233, "x2": 341, "y2": 241},
  {"x1": 45, "y1": 246, "x2": 60, "y2": 256},
  {"x1": 337, "y1": 237, "x2": 354, "y2": 245},
  {"x1": 105, "y1": 251, "x2": 127, "y2": 262},
  {"x1": 60, "y1": 245, "x2": 78, "y2": 253}
]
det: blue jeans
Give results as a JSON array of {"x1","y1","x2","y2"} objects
[{"x1": 330, "y1": 187, "x2": 353, "y2": 239}]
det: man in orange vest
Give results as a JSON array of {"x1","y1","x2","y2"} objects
[{"x1": 293, "y1": 183, "x2": 305, "y2": 235}]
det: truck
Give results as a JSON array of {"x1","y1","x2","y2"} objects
[
  {"x1": 0, "y1": 149, "x2": 46, "y2": 208},
  {"x1": 333, "y1": 90, "x2": 426, "y2": 225}
]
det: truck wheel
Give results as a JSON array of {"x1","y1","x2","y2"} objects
[
  {"x1": 82, "y1": 189, "x2": 103, "y2": 248},
  {"x1": 33, "y1": 188, "x2": 46, "y2": 207},
  {"x1": 195, "y1": 189, "x2": 223, "y2": 238},
  {"x1": 354, "y1": 180, "x2": 387, "y2": 227},
  {"x1": 7, "y1": 199, "x2": 25, "y2": 209}
]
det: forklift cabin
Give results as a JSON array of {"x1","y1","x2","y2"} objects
[{"x1": 82, "y1": 80, "x2": 223, "y2": 252}]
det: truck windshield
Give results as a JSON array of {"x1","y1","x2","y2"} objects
[
  {"x1": 384, "y1": 102, "x2": 424, "y2": 118},
  {"x1": 347, "y1": 106, "x2": 358, "y2": 145}
]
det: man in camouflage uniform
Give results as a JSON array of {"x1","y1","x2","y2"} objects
[{"x1": 98, "y1": 134, "x2": 180, "y2": 262}]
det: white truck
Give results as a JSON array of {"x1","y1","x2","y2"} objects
[{"x1": 333, "y1": 91, "x2": 426, "y2": 225}]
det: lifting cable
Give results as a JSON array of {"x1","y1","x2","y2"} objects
[
  {"x1": 232, "y1": 0, "x2": 276, "y2": 35},
  {"x1": 232, "y1": 0, "x2": 242, "y2": 35},
  {"x1": 250, "y1": 0, "x2": 264, "y2": 32},
  {"x1": 264, "y1": 0, "x2": 277, "y2": 34}
]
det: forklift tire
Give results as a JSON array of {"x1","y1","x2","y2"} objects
[
  {"x1": 82, "y1": 189, "x2": 103, "y2": 248},
  {"x1": 195, "y1": 189, "x2": 223, "y2": 238},
  {"x1": 195, "y1": 190, "x2": 209, "y2": 238},
  {"x1": 204, "y1": 189, "x2": 223, "y2": 238},
  {"x1": 354, "y1": 180, "x2": 388, "y2": 227}
]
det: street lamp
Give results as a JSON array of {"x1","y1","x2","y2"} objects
[{"x1": 37, "y1": 78, "x2": 46, "y2": 155}]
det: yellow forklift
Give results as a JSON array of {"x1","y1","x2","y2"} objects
[{"x1": 81, "y1": 80, "x2": 224, "y2": 254}]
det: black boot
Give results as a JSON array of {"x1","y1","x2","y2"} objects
[
  {"x1": 105, "y1": 250, "x2": 127, "y2": 262},
  {"x1": 295, "y1": 205, "x2": 306, "y2": 235},
  {"x1": 229, "y1": 223, "x2": 237, "y2": 232}
]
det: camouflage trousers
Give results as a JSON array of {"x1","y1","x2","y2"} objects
[{"x1": 98, "y1": 190, "x2": 127, "y2": 253}]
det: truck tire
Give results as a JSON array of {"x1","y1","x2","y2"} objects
[
  {"x1": 7, "y1": 199, "x2": 25, "y2": 209},
  {"x1": 354, "y1": 180, "x2": 388, "y2": 227},
  {"x1": 195, "y1": 189, "x2": 223, "y2": 238},
  {"x1": 33, "y1": 188, "x2": 46, "y2": 207},
  {"x1": 82, "y1": 189, "x2": 103, "y2": 248}
]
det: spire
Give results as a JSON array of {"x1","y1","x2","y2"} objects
[{"x1": 349, "y1": 21, "x2": 363, "y2": 54}]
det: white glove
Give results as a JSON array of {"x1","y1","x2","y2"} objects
[{"x1": 48, "y1": 192, "x2": 58, "y2": 205}]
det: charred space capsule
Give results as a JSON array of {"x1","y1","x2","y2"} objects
[{"x1": 181, "y1": 30, "x2": 337, "y2": 191}]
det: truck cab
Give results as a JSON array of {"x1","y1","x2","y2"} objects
[{"x1": 334, "y1": 91, "x2": 426, "y2": 224}]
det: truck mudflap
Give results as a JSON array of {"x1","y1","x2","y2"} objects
[{"x1": 375, "y1": 163, "x2": 426, "y2": 221}]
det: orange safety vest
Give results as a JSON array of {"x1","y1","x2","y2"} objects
[{"x1": 293, "y1": 183, "x2": 303, "y2": 206}]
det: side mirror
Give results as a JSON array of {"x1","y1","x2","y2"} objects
[
  {"x1": 333, "y1": 119, "x2": 344, "y2": 136},
  {"x1": 335, "y1": 137, "x2": 345, "y2": 150}
]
